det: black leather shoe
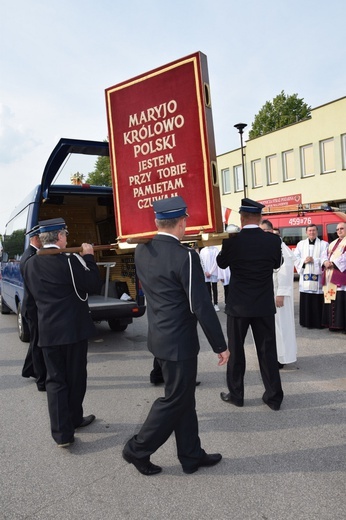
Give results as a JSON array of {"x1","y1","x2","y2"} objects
[
  {"x1": 77, "y1": 414, "x2": 96, "y2": 428},
  {"x1": 220, "y1": 392, "x2": 244, "y2": 407},
  {"x1": 150, "y1": 375, "x2": 164, "y2": 385},
  {"x1": 57, "y1": 437, "x2": 75, "y2": 448},
  {"x1": 22, "y1": 371, "x2": 36, "y2": 379},
  {"x1": 183, "y1": 453, "x2": 222, "y2": 474},
  {"x1": 262, "y1": 396, "x2": 281, "y2": 411},
  {"x1": 122, "y1": 449, "x2": 162, "y2": 476},
  {"x1": 278, "y1": 362, "x2": 285, "y2": 369},
  {"x1": 37, "y1": 384, "x2": 46, "y2": 392}
]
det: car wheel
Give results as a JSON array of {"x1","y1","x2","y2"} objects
[
  {"x1": 0, "y1": 295, "x2": 11, "y2": 314},
  {"x1": 108, "y1": 319, "x2": 128, "y2": 332},
  {"x1": 17, "y1": 303, "x2": 30, "y2": 342}
]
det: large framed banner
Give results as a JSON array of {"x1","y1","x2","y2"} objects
[{"x1": 105, "y1": 51, "x2": 223, "y2": 240}]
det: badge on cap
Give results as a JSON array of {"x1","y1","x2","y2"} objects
[
  {"x1": 153, "y1": 196, "x2": 188, "y2": 220},
  {"x1": 38, "y1": 218, "x2": 67, "y2": 234},
  {"x1": 239, "y1": 198, "x2": 265, "y2": 214}
]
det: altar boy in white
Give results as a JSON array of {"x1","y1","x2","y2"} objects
[{"x1": 261, "y1": 221, "x2": 297, "y2": 366}]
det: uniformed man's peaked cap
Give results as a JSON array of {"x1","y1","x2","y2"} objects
[
  {"x1": 25, "y1": 225, "x2": 40, "y2": 237},
  {"x1": 239, "y1": 198, "x2": 265, "y2": 214},
  {"x1": 38, "y1": 218, "x2": 67, "y2": 234},
  {"x1": 153, "y1": 196, "x2": 188, "y2": 220}
]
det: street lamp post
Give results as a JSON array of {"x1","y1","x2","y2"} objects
[{"x1": 234, "y1": 123, "x2": 247, "y2": 199}]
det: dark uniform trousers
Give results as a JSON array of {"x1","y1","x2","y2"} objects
[
  {"x1": 22, "y1": 316, "x2": 46, "y2": 387},
  {"x1": 227, "y1": 315, "x2": 283, "y2": 407},
  {"x1": 125, "y1": 356, "x2": 205, "y2": 470},
  {"x1": 20, "y1": 245, "x2": 46, "y2": 387},
  {"x1": 42, "y1": 340, "x2": 88, "y2": 444}
]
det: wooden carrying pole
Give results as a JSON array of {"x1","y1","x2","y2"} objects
[
  {"x1": 36, "y1": 244, "x2": 116, "y2": 256},
  {"x1": 126, "y1": 235, "x2": 202, "y2": 245},
  {"x1": 125, "y1": 233, "x2": 230, "y2": 247}
]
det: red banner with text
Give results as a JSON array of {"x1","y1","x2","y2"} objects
[{"x1": 105, "y1": 52, "x2": 222, "y2": 239}]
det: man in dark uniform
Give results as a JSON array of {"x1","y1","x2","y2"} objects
[
  {"x1": 21, "y1": 225, "x2": 47, "y2": 391},
  {"x1": 123, "y1": 196, "x2": 229, "y2": 475},
  {"x1": 23, "y1": 218, "x2": 102, "y2": 447},
  {"x1": 217, "y1": 198, "x2": 284, "y2": 411}
]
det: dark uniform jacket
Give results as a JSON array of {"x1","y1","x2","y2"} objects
[
  {"x1": 24, "y1": 251, "x2": 101, "y2": 347},
  {"x1": 20, "y1": 245, "x2": 38, "y2": 320},
  {"x1": 135, "y1": 234, "x2": 227, "y2": 361},
  {"x1": 217, "y1": 227, "x2": 282, "y2": 317}
]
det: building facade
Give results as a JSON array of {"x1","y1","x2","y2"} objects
[{"x1": 217, "y1": 96, "x2": 346, "y2": 226}]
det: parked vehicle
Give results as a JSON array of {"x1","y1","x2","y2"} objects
[
  {"x1": 263, "y1": 205, "x2": 346, "y2": 249},
  {"x1": 0, "y1": 138, "x2": 145, "y2": 341}
]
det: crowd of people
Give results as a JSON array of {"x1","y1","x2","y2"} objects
[
  {"x1": 19, "y1": 197, "x2": 345, "y2": 476},
  {"x1": 202, "y1": 221, "x2": 346, "y2": 337},
  {"x1": 294, "y1": 222, "x2": 346, "y2": 332}
]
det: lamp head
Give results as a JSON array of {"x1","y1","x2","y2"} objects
[{"x1": 234, "y1": 123, "x2": 247, "y2": 134}]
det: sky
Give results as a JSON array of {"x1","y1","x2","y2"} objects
[{"x1": 1, "y1": 0, "x2": 345, "y2": 234}]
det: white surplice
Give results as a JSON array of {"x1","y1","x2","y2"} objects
[{"x1": 274, "y1": 243, "x2": 297, "y2": 364}]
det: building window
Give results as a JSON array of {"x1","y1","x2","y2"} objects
[
  {"x1": 283, "y1": 150, "x2": 295, "y2": 181},
  {"x1": 266, "y1": 155, "x2": 278, "y2": 185},
  {"x1": 234, "y1": 165, "x2": 244, "y2": 192},
  {"x1": 301, "y1": 144, "x2": 314, "y2": 177},
  {"x1": 221, "y1": 168, "x2": 231, "y2": 194},
  {"x1": 252, "y1": 159, "x2": 262, "y2": 188},
  {"x1": 320, "y1": 138, "x2": 335, "y2": 173},
  {"x1": 342, "y1": 134, "x2": 346, "y2": 169}
]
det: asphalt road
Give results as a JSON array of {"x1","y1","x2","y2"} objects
[{"x1": 1, "y1": 282, "x2": 345, "y2": 520}]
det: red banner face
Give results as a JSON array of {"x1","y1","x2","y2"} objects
[{"x1": 105, "y1": 52, "x2": 220, "y2": 239}]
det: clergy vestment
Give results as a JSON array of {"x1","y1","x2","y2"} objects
[{"x1": 294, "y1": 238, "x2": 329, "y2": 328}]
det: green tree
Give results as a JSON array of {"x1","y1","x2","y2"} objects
[
  {"x1": 249, "y1": 91, "x2": 311, "y2": 139},
  {"x1": 3, "y1": 229, "x2": 26, "y2": 258},
  {"x1": 86, "y1": 154, "x2": 112, "y2": 186}
]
